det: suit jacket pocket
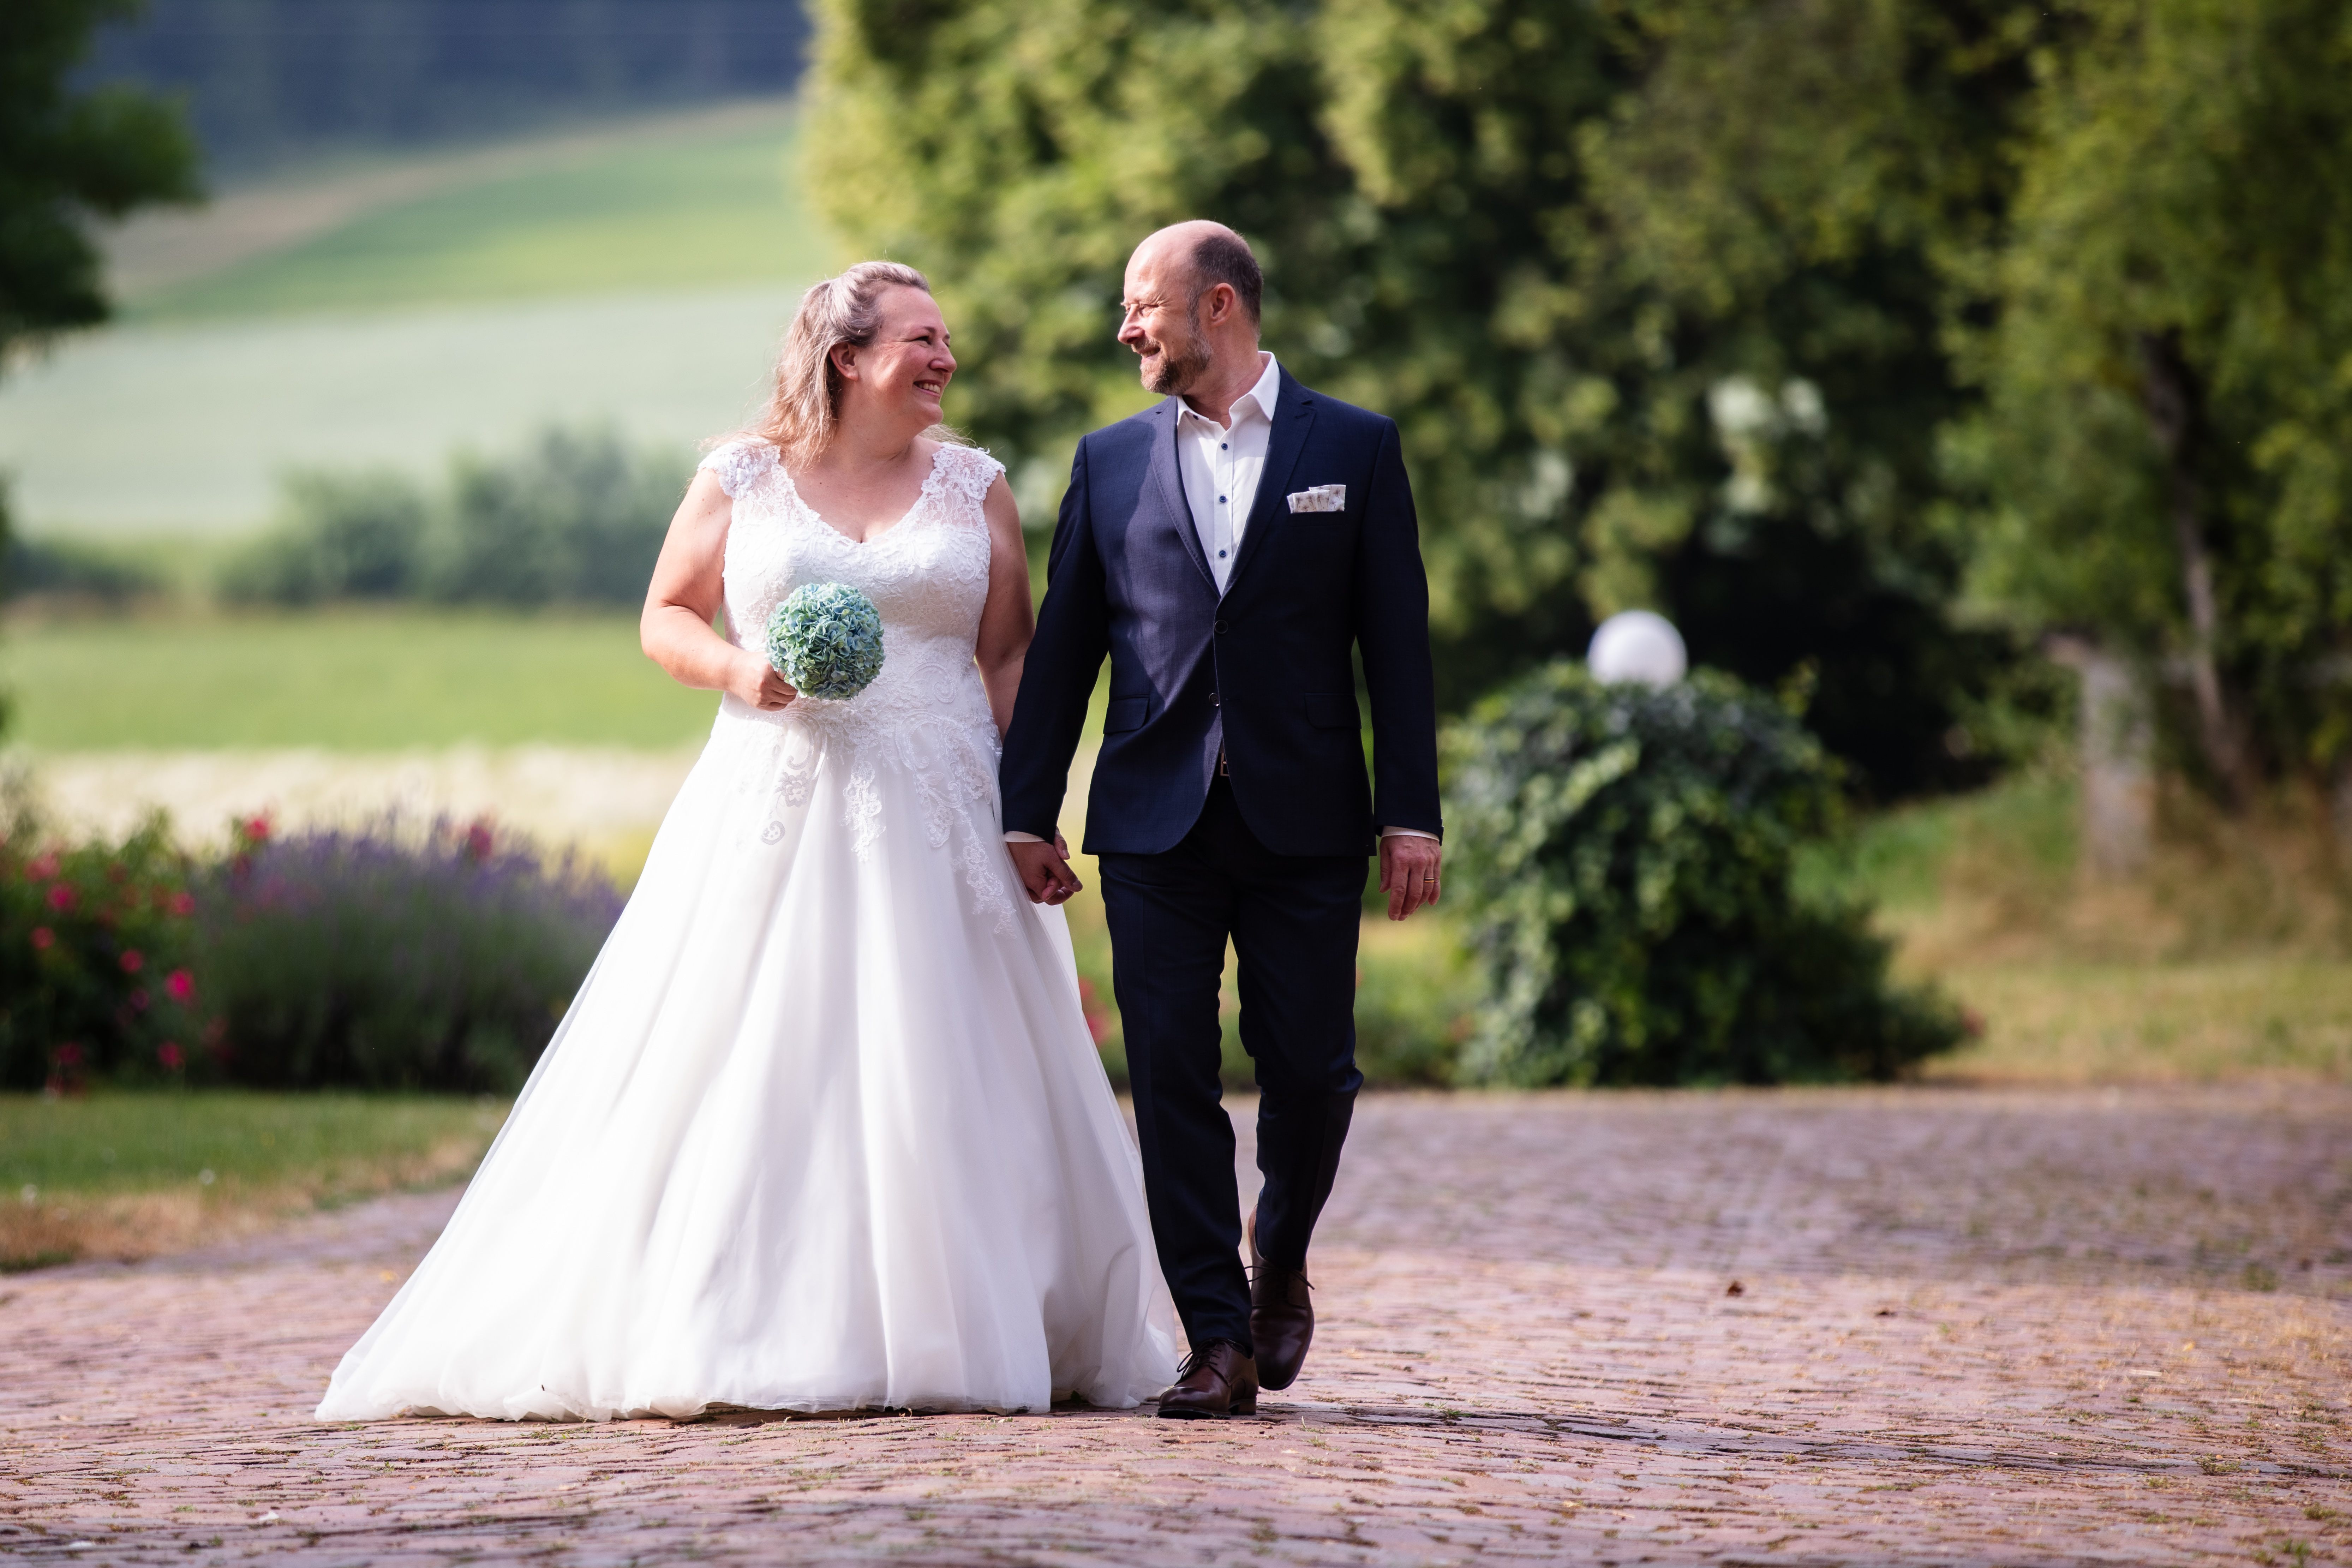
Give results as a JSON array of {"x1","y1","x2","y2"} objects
[
  {"x1": 1104, "y1": 695, "x2": 1151, "y2": 734},
  {"x1": 1304, "y1": 693, "x2": 1360, "y2": 730}
]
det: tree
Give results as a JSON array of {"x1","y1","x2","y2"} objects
[
  {"x1": 2, "y1": 0, "x2": 201, "y2": 360},
  {"x1": 806, "y1": 0, "x2": 2048, "y2": 795},
  {"x1": 1957, "y1": 0, "x2": 2352, "y2": 797},
  {"x1": 1, "y1": 0, "x2": 201, "y2": 642}
]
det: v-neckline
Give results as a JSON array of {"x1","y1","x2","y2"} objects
[{"x1": 782, "y1": 446, "x2": 945, "y2": 547}]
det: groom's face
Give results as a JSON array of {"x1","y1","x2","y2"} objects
[{"x1": 1119, "y1": 250, "x2": 1211, "y2": 396}]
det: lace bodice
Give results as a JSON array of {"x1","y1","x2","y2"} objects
[{"x1": 698, "y1": 438, "x2": 1013, "y2": 926}]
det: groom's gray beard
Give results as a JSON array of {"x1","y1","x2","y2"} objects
[{"x1": 1143, "y1": 313, "x2": 1213, "y2": 396}]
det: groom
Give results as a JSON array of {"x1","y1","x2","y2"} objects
[{"x1": 1002, "y1": 221, "x2": 1443, "y2": 1418}]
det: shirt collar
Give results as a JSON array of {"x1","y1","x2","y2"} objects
[{"x1": 1179, "y1": 352, "x2": 1281, "y2": 429}]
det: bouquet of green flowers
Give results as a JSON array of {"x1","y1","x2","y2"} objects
[{"x1": 766, "y1": 582, "x2": 886, "y2": 700}]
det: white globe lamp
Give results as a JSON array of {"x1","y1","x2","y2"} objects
[{"x1": 1588, "y1": 610, "x2": 1688, "y2": 687}]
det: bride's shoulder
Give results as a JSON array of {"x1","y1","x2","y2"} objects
[
  {"x1": 926, "y1": 437, "x2": 1005, "y2": 502},
  {"x1": 699, "y1": 437, "x2": 781, "y2": 499}
]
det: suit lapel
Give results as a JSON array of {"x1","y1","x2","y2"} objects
[
  {"x1": 1147, "y1": 397, "x2": 1218, "y2": 594},
  {"x1": 1221, "y1": 370, "x2": 1315, "y2": 599}
]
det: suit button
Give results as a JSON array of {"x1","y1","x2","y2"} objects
[{"x1": 1214, "y1": 620, "x2": 1227, "y2": 634}]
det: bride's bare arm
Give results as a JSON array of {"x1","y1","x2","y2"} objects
[
  {"x1": 973, "y1": 474, "x2": 1036, "y2": 736},
  {"x1": 640, "y1": 471, "x2": 798, "y2": 710}
]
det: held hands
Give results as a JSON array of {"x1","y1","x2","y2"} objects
[
  {"x1": 729, "y1": 650, "x2": 798, "y2": 711},
  {"x1": 1009, "y1": 835, "x2": 1082, "y2": 906},
  {"x1": 1379, "y1": 834, "x2": 1442, "y2": 921}
]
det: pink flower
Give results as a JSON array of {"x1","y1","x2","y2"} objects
[
  {"x1": 463, "y1": 820, "x2": 495, "y2": 863},
  {"x1": 166, "y1": 968, "x2": 195, "y2": 1003},
  {"x1": 27, "y1": 853, "x2": 58, "y2": 880},
  {"x1": 241, "y1": 815, "x2": 271, "y2": 844},
  {"x1": 46, "y1": 884, "x2": 74, "y2": 912},
  {"x1": 120, "y1": 949, "x2": 144, "y2": 974},
  {"x1": 157, "y1": 1041, "x2": 184, "y2": 1071},
  {"x1": 30, "y1": 927, "x2": 53, "y2": 951},
  {"x1": 129, "y1": 988, "x2": 150, "y2": 1012},
  {"x1": 167, "y1": 891, "x2": 195, "y2": 917},
  {"x1": 53, "y1": 1042, "x2": 83, "y2": 1066}
]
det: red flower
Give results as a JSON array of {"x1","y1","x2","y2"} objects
[
  {"x1": 167, "y1": 891, "x2": 195, "y2": 917},
  {"x1": 46, "y1": 884, "x2": 74, "y2": 912},
  {"x1": 120, "y1": 949, "x2": 144, "y2": 974},
  {"x1": 464, "y1": 820, "x2": 495, "y2": 863},
  {"x1": 166, "y1": 968, "x2": 195, "y2": 1003},
  {"x1": 242, "y1": 815, "x2": 272, "y2": 844},
  {"x1": 130, "y1": 988, "x2": 150, "y2": 1012},
  {"x1": 157, "y1": 1041, "x2": 184, "y2": 1071},
  {"x1": 30, "y1": 927, "x2": 53, "y2": 951},
  {"x1": 27, "y1": 853, "x2": 57, "y2": 880},
  {"x1": 53, "y1": 1042, "x2": 83, "y2": 1066}
]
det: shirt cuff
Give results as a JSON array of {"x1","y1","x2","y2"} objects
[
  {"x1": 1004, "y1": 831, "x2": 1046, "y2": 843},
  {"x1": 1380, "y1": 827, "x2": 1438, "y2": 840}
]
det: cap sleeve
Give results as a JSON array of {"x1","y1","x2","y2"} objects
[
  {"x1": 936, "y1": 442, "x2": 1006, "y2": 506},
  {"x1": 699, "y1": 438, "x2": 779, "y2": 500}
]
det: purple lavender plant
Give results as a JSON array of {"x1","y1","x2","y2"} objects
[{"x1": 192, "y1": 815, "x2": 624, "y2": 1092}]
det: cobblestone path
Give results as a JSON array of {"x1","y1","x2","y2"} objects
[{"x1": 3, "y1": 1088, "x2": 2348, "y2": 1566}]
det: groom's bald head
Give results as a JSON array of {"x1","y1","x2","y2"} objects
[
  {"x1": 1120, "y1": 221, "x2": 1264, "y2": 397},
  {"x1": 1133, "y1": 221, "x2": 1263, "y2": 327}
]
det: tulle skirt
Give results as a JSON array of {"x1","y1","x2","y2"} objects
[{"x1": 315, "y1": 706, "x2": 1180, "y2": 1421}]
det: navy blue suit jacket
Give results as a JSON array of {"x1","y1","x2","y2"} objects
[{"x1": 1000, "y1": 368, "x2": 1442, "y2": 859}]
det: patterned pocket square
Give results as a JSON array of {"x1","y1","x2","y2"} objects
[{"x1": 1287, "y1": 484, "x2": 1347, "y2": 513}]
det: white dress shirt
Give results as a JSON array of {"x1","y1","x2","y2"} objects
[
  {"x1": 1005, "y1": 351, "x2": 1433, "y2": 844},
  {"x1": 1177, "y1": 351, "x2": 1282, "y2": 594}
]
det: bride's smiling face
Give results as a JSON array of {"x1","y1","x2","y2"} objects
[{"x1": 834, "y1": 286, "x2": 956, "y2": 433}]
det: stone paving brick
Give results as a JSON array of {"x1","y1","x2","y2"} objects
[{"x1": 1, "y1": 1087, "x2": 2347, "y2": 1565}]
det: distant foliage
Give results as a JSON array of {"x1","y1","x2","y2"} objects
[
  {"x1": 87, "y1": 0, "x2": 806, "y2": 170},
  {"x1": 0, "y1": 798, "x2": 204, "y2": 1091},
  {"x1": 220, "y1": 427, "x2": 690, "y2": 608},
  {"x1": 217, "y1": 470, "x2": 429, "y2": 604},
  {"x1": 191, "y1": 817, "x2": 622, "y2": 1094},
  {"x1": 1956, "y1": 0, "x2": 2352, "y2": 794},
  {"x1": 1446, "y1": 664, "x2": 1965, "y2": 1086}
]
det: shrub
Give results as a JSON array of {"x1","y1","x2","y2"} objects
[
  {"x1": 427, "y1": 426, "x2": 689, "y2": 605},
  {"x1": 1446, "y1": 662, "x2": 1965, "y2": 1087},
  {"x1": 0, "y1": 797, "x2": 205, "y2": 1091},
  {"x1": 191, "y1": 817, "x2": 623, "y2": 1093},
  {"x1": 217, "y1": 427, "x2": 690, "y2": 608},
  {"x1": 218, "y1": 469, "x2": 430, "y2": 604}
]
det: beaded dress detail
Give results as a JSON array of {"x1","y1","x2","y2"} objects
[{"x1": 317, "y1": 440, "x2": 1178, "y2": 1422}]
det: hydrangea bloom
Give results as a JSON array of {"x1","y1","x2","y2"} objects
[{"x1": 766, "y1": 582, "x2": 885, "y2": 701}]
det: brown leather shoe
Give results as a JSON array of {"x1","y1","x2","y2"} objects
[
  {"x1": 1246, "y1": 1206, "x2": 1315, "y2": 1392},
  {"x1": 1155, "y1": 1340, "x2": 1258, "y2": 1419}
]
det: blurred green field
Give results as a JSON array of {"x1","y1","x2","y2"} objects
[
  {"x1": 0, "y1": 104, "x2": 836, "y2": 537},
  {"x1": 6, "y1": 608, "x2": 714, "y2": 750},
  {"x1": 133, "y1": 106, "x2": 832, "y2": 321}
]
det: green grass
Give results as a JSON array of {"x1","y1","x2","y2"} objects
[
  {"x1": 0, "y1": 1091, "x2": 502, "y2": 1201},
  {"x1": 6, "y1": 608, "x2": 714, "y2": 749},
  {"x1": 135, "y1": 106, "x2": 832, "y2": 322}
]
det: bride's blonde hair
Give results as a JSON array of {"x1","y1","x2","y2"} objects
[{"x1": 748, "y1": 261, "x2": 940, "y2": 468}]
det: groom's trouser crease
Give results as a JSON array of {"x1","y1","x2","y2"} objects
[{"x1": 1099, "y1": 775, "x2": 1364, "y2": 1356}]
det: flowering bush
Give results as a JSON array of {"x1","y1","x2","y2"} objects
[
  {"x1": 191, "y1": 817, "x2": 623, "y2": 1092},
  {"x1": 1445, "y1": 663, "x2": 1965, "y2": 1087},
  {"x1": 0, "y1": 805, "x2": 205, "y2": 1091}
]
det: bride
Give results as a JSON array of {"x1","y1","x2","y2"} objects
[{"x1": 316, "y1": 262, "x2": 1179, "y2": 1421}]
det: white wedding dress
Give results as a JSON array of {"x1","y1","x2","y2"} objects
[{"x1": 317, "y1": 440, "x2": 1179, "y2": 1421}]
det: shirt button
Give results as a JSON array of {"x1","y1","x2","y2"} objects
[
  {"x1": 1219, "y1": 496, "x2": 1227, "y2": 503},
  {"x1": 1217, "y1": 549, "x2": 1227, "y2": 558}
]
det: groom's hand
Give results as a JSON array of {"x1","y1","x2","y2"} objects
[
  {"x1": 1379, "y1": 834, "x2": 1443, "y2": 922},
  {"x1": 1009, "y1": 835, "x2": 1083, "y2": 905}
]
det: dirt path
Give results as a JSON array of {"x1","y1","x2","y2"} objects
[{"x1": 3, "y1": 1088, "x2": 2347, "y2": 1565}]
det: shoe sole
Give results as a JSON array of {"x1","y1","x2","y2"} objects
[{"x1": 1154, "y1": 1398, "x2": 1257, "y2": 1419}]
